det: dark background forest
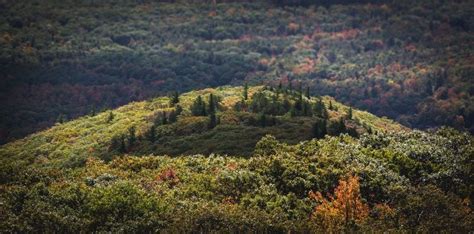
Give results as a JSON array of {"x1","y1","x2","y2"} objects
[{"x1": 1, "y1": 0, "x2": 473, "y2": 144}]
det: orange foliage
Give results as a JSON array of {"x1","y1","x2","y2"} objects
[
  {"x1": 367, "y1": 64, "x2": 384, "y2": 77},
  {"x1": 293, "y1": 57, "x2": 316, "y2": 75},
  {"x1": 288, "y1": 23, "x2": 300, "y2": 34},
  {"x1": 387, "y1": 63, "x2": 403, "y2": 73},
  {"x1": 226, "y1": 162, "x2": 238, "y2": 171},
  {"x1": 331, "y1": 29, "x2": 360, "y2": 40},
  {"x1": 309, "y1": 175, "x2": 369, "y2": 231}
]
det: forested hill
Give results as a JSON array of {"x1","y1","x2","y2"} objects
[
  {"x1": 0, "y1": 85, "x2": 472, "y2": 232},
  {"x1": 1, "y1": 0, "x2": 473, "y2": 144},
  {"x1": 0, "y1": 85, "x2": 406, "y2": 165}
]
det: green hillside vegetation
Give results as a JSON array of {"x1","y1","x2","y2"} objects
[
  {"x1": 0, "y1": 85, "x2": 404, "y2": 170},
  {"x1": 0, "y1": 86, "x2": 472, "y2": 232},
  {"x1": 1, "y1": 0, "x2": 473, "y2": 144}
]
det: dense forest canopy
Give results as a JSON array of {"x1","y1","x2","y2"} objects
[
  {"x1": 0, "y1": 0, "x2": 473, "y2": 144},
  {"x1": 0, "y1": 86, "x2": 472, "y2": 232}
]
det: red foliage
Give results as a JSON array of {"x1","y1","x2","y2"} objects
[{"x1": 156, "y1": 168, "x2": 180, "y2": 187}]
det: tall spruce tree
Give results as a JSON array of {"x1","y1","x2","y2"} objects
[
  {"x1": 208, "y1": 112, "x2": 217, "y2": 129},
  {"x1": 208, "y1": 93, "x2": 216, "y2": 114},
  {"x1": 243, "y1": 83, "x2": 249, "y2": 100},
  {"x1": 127, "y1": 126, "x2": 136, "y2": 148},
  {"x1": 147, "y1": 125, "x2": 156, "y2": 142},
  {"x1": 191, "y1": 95, "x2": 206, "y2": 116}
]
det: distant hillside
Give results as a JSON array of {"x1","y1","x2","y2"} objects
[{"x1": 1, "y1": 0, "x2": 472, "y2": 144}]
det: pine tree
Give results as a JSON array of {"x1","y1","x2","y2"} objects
[
  {"x1": 208, "y1": 93, "x2": 216, "y2": 114},
  {"x1": 147, "y1": 124, "x2": 156, "y2": 142},
  {"x1": 312, "y1": 119, "x2": 327, "y2": 138},
  {"x1": 338, "y1": 118, "x2": 346, "y2": 133},
  {"x1": 208, "y1": 112, "x2": 217, "y2": 129},
  {"x1": 243, "y1": 83, "x2": 249, "y2": 100},
  {"x1": 258, "y1": 112, "x2": 267, "y2": 127},
  {"x1": 329, "y1": 100, "x2": 333, "y2": 110},
  {"x1": 90, "y1": 104, "x2": 96, "y2": 117},
  {"x1": 168, "y1": 110, "x2": 178, "y2": 123},
  {"x1": 161, "y1": 112, "x2": 168, "y2": 125},
  {"x1": 305, "y1": 86, "x2": 310, "y2": 99},
  {"x1": 302, "y1": 101, "x2": 312, "y2": 116},
  {"x1": 107, "y1": 111, "x2": 114, "y2": 123},
  {"x1": 127, "y1": 126, "x2": 136, "y2": 148},
  {"x1": 57, "y1": 114, "x2": 65, "y2": 124},
  {"x1": 175, "y1": 105, "x2": 183, "y2": 115},
  {"x1": 169, "y1": 91, "x2": 180, "y2": 106},
  {"x1": 347, "y1": 107, "x2": 353, "y2": 120},
  {"x1": 314, "y1": 99, "x2": 328, "y2": 119},
  {"x1": 119, "y1": 135, "x2": 126, "y2": 153},
  {"x1": 290, "y1": 105, "x2": 297, "y2": 117},
  {"x1": 191, "y1": 96, "x2": 206, "y2": 116}
]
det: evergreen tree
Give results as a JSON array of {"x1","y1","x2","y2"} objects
[
  {"x1": 57, "y1": 114, "x2": 65, "y2": 124},
  {"x1": 107, "y1": 111, "x2": 114, "y2": 123},
  {"x1": 90, "y1": 104, "x2": 96, "y2": 117},
  {"x1": 168, "y1": 110, "x2": 178, "y2": 123},
  {"x1": 208, "y1": 93, "x2": 216, "y2": 114},
  {"x1": 243, "y1": 83, "x2": 249, "y2": 100},
  {"x1": 348, "y1": 107, "x2": 353, "y2": 119},
  {"x1": 191, "y1": 96, "x2": 206, "y2": 116},
  {"x1": 282, "y1": 98, "x2": 291, "y2": 113},
  {"x1": 147, "y1": 125, "x2": 156, "y2": 142},
  {"x1": 161, "y1": 112, "x2": 168, "y2": 125},
  {"x1": 329, "y1": 100, "x2": 333, "y2": 110},
  {"x1": 290, "y1": 105, "x2": 297, "y2": 117},
  {"x1": 119, "y1": 135, "x2": 126, "y2": 153},
  {"x1": 258, "y1": 112, "x2": 267, "y2": 127},
  {"x1": 208, "y1": 112, "x2": 217, "y2": 129},
  {"x1": 250, "y1": 92, "x2": 269, "y2": 114},
  {"x1": 127, "y1": 126, "x2": 136, "y2": 148},
  {"x1": 175, "y1": 105, "x2": 183, "y2": 115},
  {"x1": 302, "y1": 101, "x2": 312, "y2": 116},
  {"x1": 233, "y1": 99, "x2": 245, "y2": 112},
  {"x1": 314, "y1": 99, "x2": 328, "y2": 119},
  {"x1": 305, "y1": 86, "x2": 310, "y2": 99},
  {"x1": 109, "y1": 135, "x2": 120, "y2": 152},
  {"x1": 169, "y1": 91, "x2": 180, "y2": 106},
  {"x1": 295, "y1": 92, "x2": 303, "y2": 114},
  {"x1": 312, "y1": 119, "x2": 327, "y2": 138}
]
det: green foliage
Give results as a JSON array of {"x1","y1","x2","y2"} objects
[
  {"x1": 1, "y1": 127, "x2": 473, "y2": 232},
  {"x1": 1, "y1": 86, "x2": 471, "y2": 232}
]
